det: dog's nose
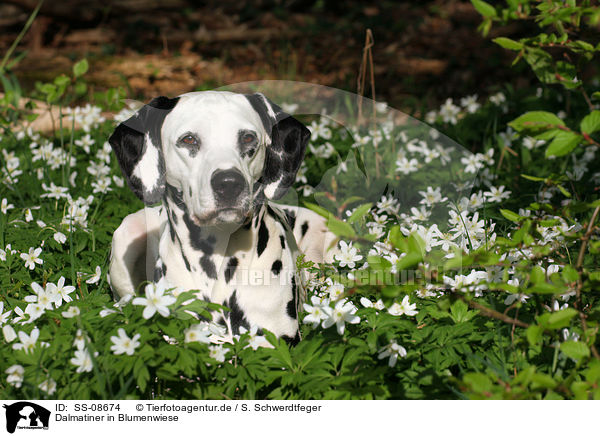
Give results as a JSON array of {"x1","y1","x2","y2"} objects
[{"x1": 211, "y1": 169, "x2": 246, "y2": 202}]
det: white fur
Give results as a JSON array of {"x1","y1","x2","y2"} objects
[{"x1": 109, "y1": 91, "x2": 337, "y2": 338}]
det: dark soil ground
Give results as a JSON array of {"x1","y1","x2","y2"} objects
[{"x1": 0, "y1": 0, "x2": 535, "y2": 115}]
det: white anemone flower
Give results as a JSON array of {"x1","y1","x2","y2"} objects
[
  {"x1": 38, "y1": 378, "x2": 57, "y2": 395},
  {"x1": 20, "y1": 247, "x2": 43, "y2": 270},
  {"x1": 46, "y1": 276, "x2": 76, "y2": 307},
  {"x1": 70, "y1": 348, "x2": 98, "y2": 373},
  {"x1": 387, "y1": 295, "x2": 418, "y2": 317},
  {"x1": 303, "y1": 295, "x2": 330, "y2": 328},
  {"x1": 24, "y1": 282, "x2": 55, "y2": 310},
  {"x1": 322, "y1": 299, "x2": 360, "y2": 335},
  {"x1": 6, "y1": 364, "x2": 25, "y2": 388},
  {"x1": 132, "y1": 282, "x2": 176, "y2": 319},
  {"x1": 86, "y1": 266, "x2": 102, "y2": 284},
  {"x1": 208, "y1": 344, "x2": 229, "y2": 362},
  {"x1": 335, "y1": 241, "x2": 362, "y2": 269},
  {"x1": 378, "y1": 340, "x2": 407, "y2": 367},
  {"x1": 12, "y1": 328, "x2": 40, "y2": 353},
  {"x1": 110, "y1": 328, "x2": 141, "y2": 356}
]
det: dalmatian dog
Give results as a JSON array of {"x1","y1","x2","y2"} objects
[{"x1": 108, "y1": 91, "x2": 337, "y2": 344}]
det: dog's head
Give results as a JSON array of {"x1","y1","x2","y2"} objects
[{"x1": 109, "y1": 91, "x2": 309, "y2": 226}]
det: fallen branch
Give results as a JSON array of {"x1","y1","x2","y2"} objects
[{"x1": 460, "y1": 296, "x2": 530, "y2": 328}]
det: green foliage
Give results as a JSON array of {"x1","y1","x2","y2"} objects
[{"x1": 0, "y1": 0, "x2": 599, "y2": 399}]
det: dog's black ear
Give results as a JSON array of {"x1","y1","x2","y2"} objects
[
  {"x1": 245, "y1": 93, "x2": 310, "y2": 200},
  {"x1": 109, "y1": 96, "x2": 179, "y2": 204}
]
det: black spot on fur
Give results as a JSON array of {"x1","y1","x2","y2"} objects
[
  {"x1": 271, "y1": 260, "x2": 282, "y2": 276},
  {"x1": 289, "y1": 275, "x2": 298, "y2": 319},
  {"x1": 170, "y1": 209, "x2": 178, "y2": 225},
  {"x1": 153, "y1": 262, "x2": 167, "y2": 281},
  {"x1": 257, "y1": 219, "x2": 269, "y2": 257},
  {"x1": 109, "y1": 96, "x2": 179, "y2": 204},
  {"x1": 200, "y1": 255, "x2": 217, "y2": 279},
  {"x1": 284, "y1": 210, "x2": 296, "y2": 229},
  {"x1": 280, "y1": 235, "x2": 286, "y2": 249},
  {"x1": 244, "y1": 94, "x2": 275, "y2": 133},
  {"x1": 165, "y1": 184, "x2": 186, "y2": 211},
  {"x1": 182, "y1": 213, "x2": 215, "y2": 254},
  {"x1": 301, "y1": 221, "x2": 309, "y2": 237},
  {"x1": 286, "y1": 299, "x2": 297, "y2": 320},
  {"x1": 167, "y1": 214, "x2": 177, "y2": 243},
  {"x1": 224, "y1": 257, "x2": 238, "y2": 283},
  {"x1": 258, "y1": 115, "x2": 310, "y2": 200},
  {"x1": 282, "y1": 331, "x2": 300, "y2": 346},
  {"x1": 153, "y1": 266, "x2": 163, "y2": 281},
  {"x1": 181, "y1": 249, "x2": 191, "y2": 271},
  {"x1": 227, "y1": 291, "x2": 250, "y2": 335}
]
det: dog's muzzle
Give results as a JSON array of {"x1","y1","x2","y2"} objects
[{"x1": 211, "y1": 168, "x2": 248, "y2": 205}]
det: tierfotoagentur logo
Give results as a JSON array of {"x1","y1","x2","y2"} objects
[{"x1": 2, "y1": 402, "x2": 50, "y2": 434}]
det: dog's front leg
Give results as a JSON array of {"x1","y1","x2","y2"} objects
[{"x1": 108, "y1": 207, "x2": 163, "y2": 298}]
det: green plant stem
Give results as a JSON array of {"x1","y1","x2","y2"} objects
[
  {"x1": 460, "y1": 295, "x2": 530, "y2": 328},
  {"x1": 0, "y1": 0, "x2": 44, "y2": 73},
  {"x1": 575, "y1": 205, "x2": 600, "y2": 360},
  {"x1": 577, "y1": 205, "x2": 600, "y2": 271}
]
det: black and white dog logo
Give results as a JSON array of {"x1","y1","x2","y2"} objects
[{"x1": 3, "y1": 402, "x2": 50, "y2": 433}]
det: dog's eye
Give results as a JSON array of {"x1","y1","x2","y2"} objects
[
  {"x1": 242, "y1": 133, "x2": 256, "y2": 144},
  {"x1": 181, "y1": 135, "x2": 197, "y2": 145}
]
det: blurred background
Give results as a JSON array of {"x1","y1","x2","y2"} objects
[{"x1": 0, "y1": 0, "x2": 534, "y2": 113}]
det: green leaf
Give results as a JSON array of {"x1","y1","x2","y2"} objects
[
  {"x1": 522, "y1": 48, "x2": 555, "y2": 84},
  {"x1": 39, "y1": 83, "x2": 56, "y2": 95},
  {"x1": 560, "y1": 341, "x2": 590, "y2": 361},
  {"x1": 562, "y1": 265, "x2": 579, "y2": 283},
  {"x1": 530, "y1": 266, "x2": 546, "y2": 284},
  {"x1": 531, "y1": 373, "x2": 557, "y2": 389},
  {"x1": 302, "y1": 202, "x2": 330, "y2": 219},
  {"x1": 326, "y1": 216, "x2": 355, "y2": 238},
  {"x1": 526, "y1": 324, "x2": 543, "y2": 345},
  {"x1": 545, "y1": 131, "x2": 581, "y2": 157},
  {"x1": 53, "y1": 74, "x2": 70, "y2": 87},
  {"x1": 547, "y1": 308, "x2": 578, "y2": 329},
  {"x1": 556, "y1": 184, "x2": 571, "y2": 198},
  {"x1": 493, "y1": 37, "x2": 523, "y2": 50},
  {"x1": 521, "y1": 174, "x2": 546, "y2": 182},
  {"x1": 133, "y1": 358, "x2": 150, "y2": 392},
  {"x1": 500, "y1": 208, "x2": 521, "y2": 222},
  {"x1": 529, "y1": 282, "x2": 564, "y2": 294},
  {"x1": 347, "y1": 203, "x2": 372, "y2": 224},
  {"x1": 367, "y1": 255, "x2": 391, "y2": 271},
  {"x1": 73, "y1": 59, "x2": 89, "y2": 78},
  {"x1": 463, "y1": 372, "x2": 493, "y2": 393},
  {"x1": 509, "y1": 111, "x2": 565, "y2": 132},
  {"x1": 534, "y1": 128, "x2": 561, "y2": 141},
  {"x1": 449, "y1": 300, "x2": 477, "y2": 323},
  {"x1": 572, "y1": 40, "x2": 595, "y2": 52},
  {"x1": 555, "y1": 61, "x2": 579, "y2": 90},
  {"x1": 74, "y1": 81, "x2": 87, "y2": 96},
  {"x1": 394, "y1": 252, "x2": 423, "y2": 272},
  {"x1": 471, "y1": 0, "x2": 497, "y2": 18},
  {"x1": 581, "y1": 111, "x2": 600, "y2": 134}
]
